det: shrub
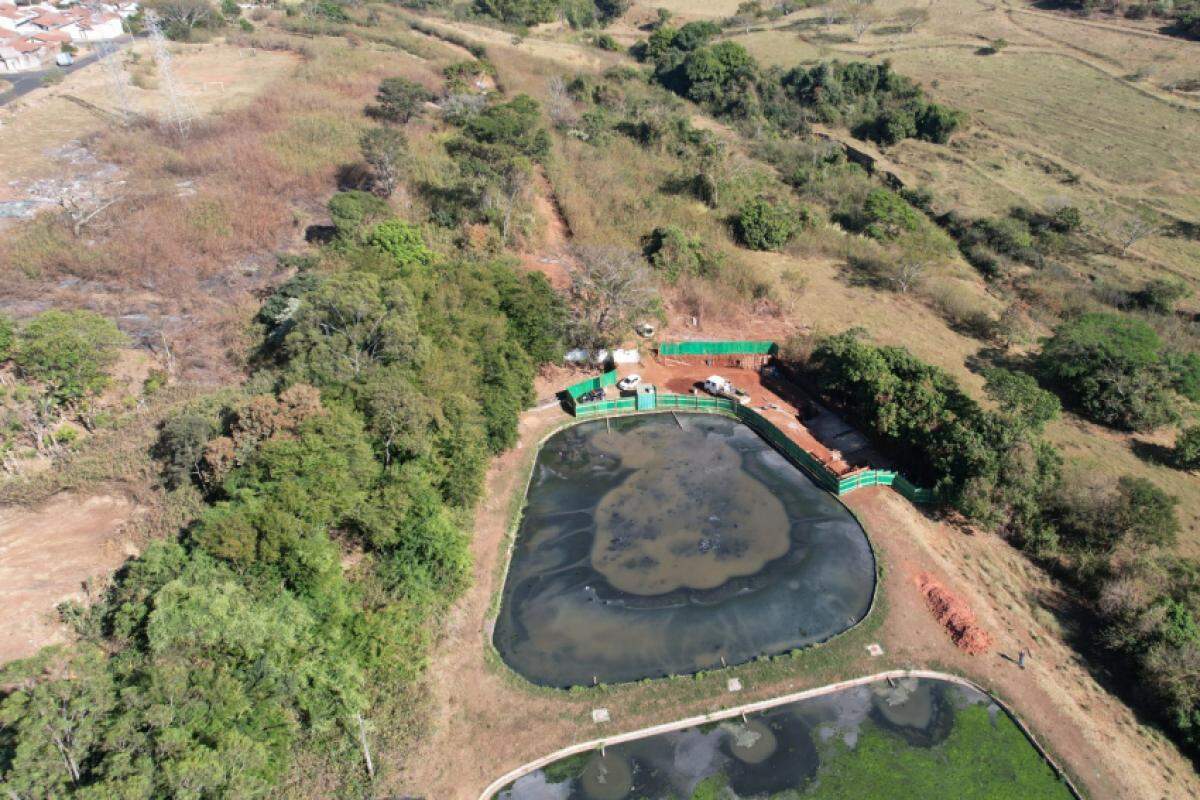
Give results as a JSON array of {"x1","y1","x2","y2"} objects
[
  {"x1": 0, "y1": 314, "x2": 14, "y2": 361},
  {"x1": 327, "y1": 190, "x2": 390, "y2": 241},
  {"x1": 1174, "y1": 426, "x2": 1200, "y2": 470},
  {"x1": 1038, "y1": 313, "x2": 1178, "y2": 431},
  {"x1": 593, "y1": 32, "x2": 620, "y2": 51},
  {"x1": 1133, "y1": 279, "x2": 1190, "y2": 314},
  {"x1": 14, "y1": 310, "x2": 127, "y2": 404},
  {"x1": 366, "y1": 220, "x2": 434, "y2": 272},
  {"x1": 734, "y1": 197, "x2": 804, "y2": 250},
  {"x1": 366, "y1": 77, "x2": 434, "y2": 124},
  {"x1": 156, "y1": 412, "x2": 217, "y2": 489},
  {"x1": 861, "y1": 189, "x2": 923, "y2": 240},
  {"x1": 473, "y1": 0, "x2": 557, "y2": 25},
  {"x1": 643, "y1": 225, "x2": 724, "y2": 283},
  {"x1": 915, "y1": 102, "x2": 964, "y2": 143}
]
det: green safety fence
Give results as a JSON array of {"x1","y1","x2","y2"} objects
[
  {"x1": 658, "y1": 340, "x2": 778, "y2": 357},
  {"x1": 734, "y1": 404, "x2": 840, "y2": 493},
  {"x1": 569, "y1": 388, "x2": 934, "y2": 503},
  {"x1": 892, "y1": 473, "x2": 936, "y2": 504},
  {"x1": 564, "y1": 369, "x2": 618, "y2": 403}
]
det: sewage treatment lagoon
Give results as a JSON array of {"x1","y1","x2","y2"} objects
[
  {"x1": 493, "y1": 414, "x2": 876, "y2": 687},
  {"x1": 494, "y1": 677, "x2": 1075, "y2": 799}
]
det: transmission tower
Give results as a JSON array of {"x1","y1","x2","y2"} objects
[
  {"x1": 96, "y1": 40, "x2": 132, "y2": 125},
  {"x1": 144, "y1": 10, "x2": 194, "y2": 139}
]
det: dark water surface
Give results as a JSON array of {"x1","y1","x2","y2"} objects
[
  {"x1": 493, "y1": 414, "x2": 876, "y2": 687},
  {"x1": 494, "y1": 678, "x2": 1076, "y2": 799}
]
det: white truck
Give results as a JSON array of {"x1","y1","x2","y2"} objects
[{"x1": 703, "y1": 375, "x2": 750, "y2": 405}]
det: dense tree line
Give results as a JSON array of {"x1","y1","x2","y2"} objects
[
  {"x1": 0, "y1": 205, "x2": 566, "y2": 797},
  {"x1": 1052, "y1": 0, "x2": 1200, "y2": 40},
  {"x1": 635, "y1": 24, "x2": 962, "y2": 146},
  {"x1": 430, "y1": 0, "x2": 628, "y2": 28},
  {"x1": 791, "y1": 329, "x2": 1200, "y2": 758}
]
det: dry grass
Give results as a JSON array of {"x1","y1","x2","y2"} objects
[
  {"x1": 731, "y1": 10, "x2": 1200, "y2": 555},
  {"x1": 0, "y1": 30, "x2": 452, "y2": 382},
  {"x1": 633, "y1": 0, "x2": 745, "y2": 18},
  {"x1": 0, "y1": 40, "x2": 297, "y2": 194}
]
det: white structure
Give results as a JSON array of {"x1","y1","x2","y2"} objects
[
  {"x1": 0, "y1": 0, "x2": 130, "y2": 73},
  {"x1": 703, "y1": 375, "x2": 751, "y2": 405}
]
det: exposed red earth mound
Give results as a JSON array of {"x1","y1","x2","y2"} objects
[{"x1": 918, "y1": 573, "x2": 994, "y2": 655}]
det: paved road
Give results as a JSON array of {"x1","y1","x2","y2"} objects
[{"x1": 0, "y1": 35, "x2": 133, "y2": 108}]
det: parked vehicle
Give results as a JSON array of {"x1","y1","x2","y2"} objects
[
  {"x1": 703, "y1": 375, "x2": 751, "y2": 405},
  {"x1": 55, "y1": 52, "x2": 74, "y2": 67},
  {"x1": 577, "y1": 388, "x2": 605, "y2": 403},
  {"x1": 617, "y1": 374, "x2": 641, "y2": 392}
]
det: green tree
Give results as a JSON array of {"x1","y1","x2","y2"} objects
[
  {"x1": 495, "y1": 269, "x2": 567, "y2": 365},
  {"x1": 283, "y1": 271, "x2": 423, "y2": 385},
  {"x1": 365, "y1": 77, "x2": 433, "y2": 124},
  {"x1": 734, "y1": 197, "x2": 803, "y2": 251},
  {"x1": 15, "y1": 310, "x2": 127, "y2": 404},
  {"x1": 355, "y1": 368, "x2": 439, "y2": 464},
  {"x1": 1038, "y1": 313, "x2": 1177, "y2": 431},
  {"x1": 679, "y1": 42, "x2": 759, "y2": 114},
  {"x1": 1175, "y1": 425, "x2": 1200, "y2": 471},
  {"x1": 359, "y1": 126, "x2": 409, "y2": 198},
  {"x1": 594, "y1": 0, "x2": 629, "y2": 23},
  {"x1": 982, "y1": 367, "x2": 1061, "y2": 432},
  {"x1": 0, "y1": 648, "x2": 114, "y2": 796}
]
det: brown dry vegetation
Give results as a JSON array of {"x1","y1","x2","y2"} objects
[{"x1": 0, "y1": 27, "x2": 461, "y2": 383}]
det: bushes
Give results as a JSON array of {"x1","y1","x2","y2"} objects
[
  {"x1": 643, "y1": 225, "x2": 724, "y2": 283},
  {"x1": 366, "y1": 77, "x2": 434, "y2": 124},
  {"x1": 13, "y1": 310, "x2": 127, "y2": 404},
  {"x1": 1038, "y1": 313, "x2": 1179, "y2": 431},
  {"x1": 734, "y1": 197, "x2": 805, "y2": 250},
  {"x1": 861, "y1": 188, "x2": 923, "y2": 240}
]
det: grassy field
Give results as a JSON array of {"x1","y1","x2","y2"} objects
[
  {"x1": 0, "y1": 41, "x2": 298, "y2": 193},
  {"x1": 720, "y1": 0, "x2": 1200, "y2": 554}
]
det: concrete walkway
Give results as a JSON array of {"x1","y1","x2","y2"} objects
[{"x1": 476, "y1": 668, "x2": 1084, "y2": 800}]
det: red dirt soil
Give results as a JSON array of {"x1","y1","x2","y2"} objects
[{"x1": 918, "y1": 572, "x2": 994, "y2": 655}]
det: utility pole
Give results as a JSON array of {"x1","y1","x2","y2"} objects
[
  {"x1": 144, "y1": 10, "x2": 194, "y2": 140},
  {"x1": 96, "y1": 39, "x2": 132, "y2": 125}
]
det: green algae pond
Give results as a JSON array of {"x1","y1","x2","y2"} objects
[
  {"x1": 492, "y1": 677, "x2": 1077, "y2": 799},
  {"x1": 492, "y1": 414, "x2": 876, "y2": 687}
]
